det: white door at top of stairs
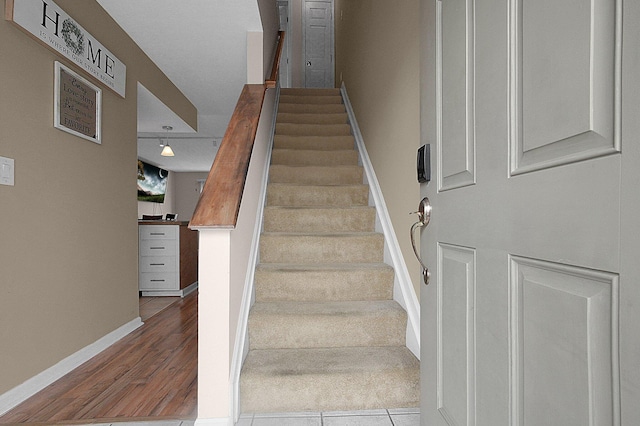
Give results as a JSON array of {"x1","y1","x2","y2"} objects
[{"x1": 303, "y1": 0, "x2": 334, "y2": 88}]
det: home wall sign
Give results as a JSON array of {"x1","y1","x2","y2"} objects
[
  {"x1": 5, "y1": 0, "x2": 127, "y2": 98},
  {"x1": 54, "y1": 61, "x2": 101, "y2": 143}
]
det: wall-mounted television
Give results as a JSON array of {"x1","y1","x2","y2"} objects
[{"x1": 137, "y1": 160, "x2": 168, "y2": 203}]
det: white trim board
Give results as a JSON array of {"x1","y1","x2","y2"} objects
[
  {"x1": 0, "y1": 317, "x2": 143, "y2": 416},
  {"x1": 341, "y1": 82, "x2": 421, "y2": 359}
]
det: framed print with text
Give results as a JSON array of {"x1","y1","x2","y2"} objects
[{"x1": 54, "y1": 61, "x2": 102, "y2": 144}]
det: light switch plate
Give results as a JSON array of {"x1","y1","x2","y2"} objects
[{"x1": 0, "y1": 156, "x2": 15, "y2": 186}]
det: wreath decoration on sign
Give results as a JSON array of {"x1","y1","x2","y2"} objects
[{"x1": 61, "y1": 19, "x2": 85, "y2": 56}]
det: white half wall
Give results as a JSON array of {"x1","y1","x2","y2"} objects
[{"x1": 194, "y1": 87, "x2": 277, "y2": 422}]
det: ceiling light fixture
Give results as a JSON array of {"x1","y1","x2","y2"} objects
[{"x1": 160, "y1": 125, "x2": 175, "y2": 157}]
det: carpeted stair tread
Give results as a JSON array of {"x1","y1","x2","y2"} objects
[
  {"x1": 271, "y1": 149, "x2": 358, "y2": 166},
  {"x1": 266, "y1": 183, "x2": 370, "y2": 207},
  {"x1": 240, "y1": 88, "x2": 418, "y2": 414},
  {"x1": 274, "y1": 135, "x2": 355, "y2": 150},
  {"x1": 248, "y1": 300, "x2": 407, "y2": 350},
  {"x1": 269, "y1": 165, "x2": 363, "y2": 185},
  {"x1": 277, "y1": 112, "x2": 348, "y2": 125},
  {"x1": 240, "y1": 346, "x2": 419, "y2": 413},
  {"x1": 259, "y1": 232, "x2": 384, "y2": 264},
  {"x1": 276, "y1": 123, "x2": 352, "y2": 136},
  {"x1": 255, "y1": 263, "x2": 394, "y2": 302},
  {"x1": 263, "y1": 206, "x2": 375, "y2": 233},
  {"x1": 281, "y1": 88, "x2": 341, "y2": 96}
]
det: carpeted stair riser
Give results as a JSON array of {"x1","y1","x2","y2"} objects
[
  {"x1": 271, "y1": 149, "x2": 358, "y2": 166},
  {"x1": 269, "y1": 165, "x2": 363, "y2": 185},
  {"x1": 248, "y1": 300, "x2": 406, "y2": 350},
  {"x1": 276, "y1": 123, "x2": 352, "y2": 136},
  {"x1": 259, "y1": 233, "x2": 384, "y2": 264},
  {"x1": 240, "y1": 347, "x2": 419, "y2": 413},
  {"x1": 240, "y1": 88, "x2": 419, "y2": 414},
  {"x1": 280, "y1": 87, "x2": 341, "y2": 96},
  {"x1": 274, "y1": 135, "x2": 355, "y2": 151},
  {"x1": 263, "y1": 206, "x2": 375, "y2": 233},
  {"x1": 279, "y1": 94, "x2": 343, "y2": 104},
  {"x1": 266, "y1": 184, "x2": 370, "y2": 207},
  {"x1": 254, "y1": 263, "x2": 394, "y2": 302},
  {"x1": 277, "y1": 112, "x2": 348, "y2": 125}
]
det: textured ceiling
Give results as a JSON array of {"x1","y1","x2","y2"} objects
[{"x1": 96, "y1": 0, "x2": 263, "y2": 172}]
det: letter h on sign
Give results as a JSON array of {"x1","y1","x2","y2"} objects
[{"x1": 41, "y1": 1, "x2": 60, "y2": 36}]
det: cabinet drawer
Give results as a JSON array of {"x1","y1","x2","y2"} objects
[
  {"x1": 140, "y1": 256, "x2": 177, "y2": 273},
  {"x1": 139, "y1": 272, "x2": 177, "y2": 290},
  {"x1": 140, "y1": 239, "x2": 177, "y2": 257},
  {"x1": 139, "y1": 225, "x2": 177, "y2": 240}
]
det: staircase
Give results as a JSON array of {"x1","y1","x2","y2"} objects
[{"x1": 239, "y1": 88, "x2": 419, "y2": 413}]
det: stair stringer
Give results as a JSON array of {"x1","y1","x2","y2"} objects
[
  {"x1": 340, "y1": 82, "x2": 421, "y2": 359},
  {"x1": 229, "y1": 86, "x2": 280, "y2": 423}
]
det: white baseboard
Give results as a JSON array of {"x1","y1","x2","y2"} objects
[
  {"x1": 341, "y1": 83, "x2": 421, "y2": 359},
  {"x1": 182, "y1": 280, "x2": 199, "y2": 297},
  {"x1": 0, "y1": 317, "x2": 143, "y2": 416},
  {"x1": 141, "y1": 280, "x2": 198, "y2": 297}
]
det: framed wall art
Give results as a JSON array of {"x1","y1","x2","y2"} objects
[
  {"x1": 54, "y1": 61, "x2": 102, "y2": 144},
  {"x1": 137, "y1": 160, "x2": 169, "y2": 203}
]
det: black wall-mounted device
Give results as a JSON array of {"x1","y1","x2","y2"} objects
[{"x1": 417, "y1": 144, "x2": 431, "y2": 183}]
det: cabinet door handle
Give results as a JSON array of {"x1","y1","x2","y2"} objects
[
  {"x1": 150, "y1": 232, "x2": 165, "y2": 236},
  {"x1": 150, "y1": 263, "x2": 165, "y2": 266},
  {"x1": 150, "y1": 279, "x2": 166, "y2": 282},
  {"x1": 150, "y1": 246, "x2": 165, "y2": 250}
]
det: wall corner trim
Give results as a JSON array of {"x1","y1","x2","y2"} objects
[{"x1": 0, "y1": 317, "x2": 144, "y2": 416}]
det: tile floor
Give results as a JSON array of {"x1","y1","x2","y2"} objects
[
  {"x1": 75, "y1": 408, "x2": 419, "y2": 426},
  {"x1": 238, "y1": 408, "x2": 419, "y2": 426}
]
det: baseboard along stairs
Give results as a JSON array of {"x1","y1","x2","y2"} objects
[{"x1": 239, "y1": 87, "x2": 419, "y2": 413}]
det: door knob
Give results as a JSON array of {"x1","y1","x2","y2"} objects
[
  {"x1": 306, "y1": 61, "x2": 312, "y2": 67},
  {"x1": 410, "y1": 197, "x2": 431, "y2": 285}
]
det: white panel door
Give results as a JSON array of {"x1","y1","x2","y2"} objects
[
  {"x1": 303, "y1": 0, "x2": 334, "y2": 88},
  {"x1": 420, "y1": 0, "x2": 639, "y2": 424}
]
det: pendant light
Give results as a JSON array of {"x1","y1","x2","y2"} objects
[{"x1": 160, "y1": 125, "x2": 175, "y2": 157}]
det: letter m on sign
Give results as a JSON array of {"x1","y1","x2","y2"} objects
[{"x1": 87, "y1": 40, "x2": 102, "y2": 68}]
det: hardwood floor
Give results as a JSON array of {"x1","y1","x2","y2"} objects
[
  {"x1": 139, "y1": 296, "x2": 181, "y2": 322},
  {"x1": 0, "y1": 294, "x2": 197, "y2": 425}
]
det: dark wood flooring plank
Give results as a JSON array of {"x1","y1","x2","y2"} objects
[{"x1": 0, "y1": 293, "x2": 197, "y2": 424}]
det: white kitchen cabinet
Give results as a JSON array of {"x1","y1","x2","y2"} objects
[{"x1": 138, "y1": 222, "x2": 198, "y2": 296}]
